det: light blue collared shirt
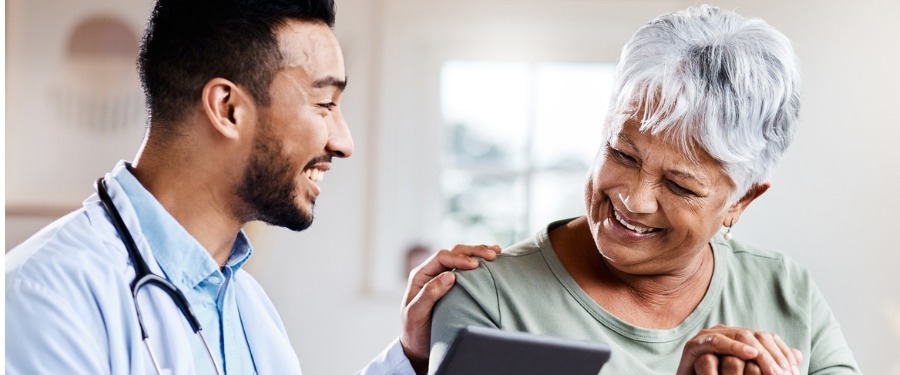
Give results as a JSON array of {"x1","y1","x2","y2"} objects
[
  {"x1": 117, "y1": 165, "x2": 255, "y2": 374},
  {"x1": 6, "y1": 160, "x2": 415, "y2": 375}
]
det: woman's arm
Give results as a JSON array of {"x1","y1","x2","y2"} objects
[{"x1": 428, "y1": 260, "x2": 502, "y2": 375}]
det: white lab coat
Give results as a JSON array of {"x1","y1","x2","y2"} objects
[{"x1": 6, "y1": 171, "x2": 302, "y2": 374}]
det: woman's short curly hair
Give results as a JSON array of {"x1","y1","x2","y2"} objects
[{"x1": 605, "y1": 5, "x2": 801, "y2": 200}]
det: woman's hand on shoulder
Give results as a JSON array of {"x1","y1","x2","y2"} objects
[{"x1": 677, "y1": 324, "x2": 802, "y2": 375}]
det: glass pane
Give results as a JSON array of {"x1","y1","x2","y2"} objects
[
  {"x1": 441, "y1": 61, "x2": 531, "y2": 169},
  {"x1": 529, "y1": 171, "x2": 590, "y2": 233},
  {"x1": 533, "y1": 63, "x2": 616, "y2": 170},
  {"x1": 440, "y1": 169, "x2": 526, "y2": 247}
]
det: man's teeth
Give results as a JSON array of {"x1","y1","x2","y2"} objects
[
  {"x1": 613, "y1": 210, "x2": 654, "y2": 234},
  {"x1": 304, "y1": 168, "x2": 325, "y2": 183}
]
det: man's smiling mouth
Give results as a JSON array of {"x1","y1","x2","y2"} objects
[{"x1": 303, "y1": 167, "x2": 326, "y2": 183}]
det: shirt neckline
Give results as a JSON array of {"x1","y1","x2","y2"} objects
[
  {"x1": 111, "y1": 161, "x2": 253, "y2": 292},
  {"x1": 535, "y1": 218, "x2": 726, "y2": 343}
]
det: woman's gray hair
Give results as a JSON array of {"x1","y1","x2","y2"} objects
[{"x1": 605, "y1": 5, "x2": 801, "y2": 201}]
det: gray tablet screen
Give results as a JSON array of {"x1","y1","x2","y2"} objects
[{"x1": 434, "y1": 326, "x2": 611, "y2": 375}]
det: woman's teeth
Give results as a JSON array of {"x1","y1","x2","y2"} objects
[
  {"x1": 304, "y1": 168, "x2": 325, "y2": 183},
  {"x1": 613, "y1": 209, "x2": 654, "y2": 234}
]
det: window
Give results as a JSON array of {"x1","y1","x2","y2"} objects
[{"x1": 439, "y1": 61, "x2": 617, "y2": 246}]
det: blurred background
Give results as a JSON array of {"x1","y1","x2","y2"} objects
[{"x1": 5, "y1": 0, "x2": 899, "y2": 373}]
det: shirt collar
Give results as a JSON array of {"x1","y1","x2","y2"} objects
[{"x1": 111, "y1": 161, "x2": 254, "y2": 289}]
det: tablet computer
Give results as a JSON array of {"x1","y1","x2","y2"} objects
[{"x1": 434, "y1": 326, "x2": 611, "y2": 375}]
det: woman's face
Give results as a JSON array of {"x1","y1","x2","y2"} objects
[{"x1": 584, "y1": 119, "x2": 737, "y2": 275}]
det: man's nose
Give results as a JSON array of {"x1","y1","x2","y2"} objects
[{"x1": 327, "y1": 109, "x2": 353, "y2": 158}]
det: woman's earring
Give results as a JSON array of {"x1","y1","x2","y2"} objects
[{"x1": 724, "y1": 218, "x2": 735, "y2": 240}]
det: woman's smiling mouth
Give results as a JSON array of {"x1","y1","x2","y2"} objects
[{"x1": 611, "y1": 207, "x2": 660, "y2": 235}]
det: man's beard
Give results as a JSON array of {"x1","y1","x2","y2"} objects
[{"x1": 236, "y1": 121, "x2": 314, "y2": 232}]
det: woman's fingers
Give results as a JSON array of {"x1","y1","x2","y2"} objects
[
  {"x1": 744, "y1": 361, "x2": 763, "y2": 375},
  {"x1": 732, "y1": 329, "x2": 782, "y2": 375},
  {"x1": 677, "y1": 332, "x2": 758, "y2": 375},
  {"x1": 723, "y1": 328, "x2": 803, "y2": 375},
  {"x1": 772, "y1": 334, "x2": 800, "y2": 375},
  {"x1": 693, "y1": 353, "x2": 720, "y2": 375},
  {"x1": 679, "y1": 325, "x2": 803, "y2": 375},
  {"x1": 720, "y1": 355, "x2": 745, "y2": 374},
  {"x1": 757, "y1": 332, "x2": 791, "y2": 373}
]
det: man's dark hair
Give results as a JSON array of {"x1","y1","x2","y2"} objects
[{"x1": 137, "y1": 0, "x2": 336, "y2": 127}]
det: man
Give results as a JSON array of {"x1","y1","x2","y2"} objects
[{"x1": 5, "y1": 0, "x2": 498, "y2": 373}]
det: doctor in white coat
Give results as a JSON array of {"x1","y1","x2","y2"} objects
[{"x1": 5, "y1": 0, "x2": 499, "y2": 374}]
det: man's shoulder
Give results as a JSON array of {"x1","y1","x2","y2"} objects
[{"x1": 7, "y1": 206, "x2": 127, "y2": 288}]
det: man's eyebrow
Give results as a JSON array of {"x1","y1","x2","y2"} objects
[{"x1": 312, "y1": 76, "x2": 348, "y2": 91}]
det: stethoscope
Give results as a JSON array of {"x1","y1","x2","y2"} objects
[{"x1": 95, "y1": 178, "x2": 222, "y2": 375}]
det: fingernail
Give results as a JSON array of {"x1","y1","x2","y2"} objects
[{"x1": 441, "y1": 272, "x2": 454, "y2": 286}]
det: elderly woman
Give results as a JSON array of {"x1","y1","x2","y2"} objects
[{"x1": 429, "y1": 5, "x2": 860, "y2": 375}]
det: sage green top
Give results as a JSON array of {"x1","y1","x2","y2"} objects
[{"x1": 430, "y1": 219, "x2": 860, "y2": 374}]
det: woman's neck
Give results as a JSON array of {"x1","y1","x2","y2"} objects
[{"x1": 550, "y1": 217, "x2": 715, "y2": 329}]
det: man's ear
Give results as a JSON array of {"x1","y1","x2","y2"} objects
[
  {"x1": 201, "y1": 78, "x2": 255, "y2": 140},
  {"x1": 725, "y1": 181, "x2": 771, "y2": 226}
]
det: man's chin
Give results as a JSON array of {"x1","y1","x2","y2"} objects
[
  {"x1": 267, "y1": 218, "x2": 313, "y2": 232},
  {"x1": 284, "y1": 220, "x2": 313, "y2": 232},
  {"x1": 258, "y1": 207, "x2": 314, "y2": 232}
]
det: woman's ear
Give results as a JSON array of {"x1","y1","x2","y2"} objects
[
  {"x1": 201, "y1": 77, "x2": 256, "y2": 140},
  {"x1": 725, "y1": 181, "x2": 771, "y2": 225}
]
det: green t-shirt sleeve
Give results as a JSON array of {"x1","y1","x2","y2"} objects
[
  {"x1": 727, "y1": 240, "x2": 861, "y2": 373},
  {"x1": 428, "y1": 260, "x2": 501, "y2": 374},
  {"x1": 806, "y1": 276, "x2": 861, "y2": 374}
]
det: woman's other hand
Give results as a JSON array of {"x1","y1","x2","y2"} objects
[
  {"x1": 694, "y1": 354, "x2": 763, "y2": 375},
  {"x1": 678, "y1": 325, "x2": 803, "y2": 375}
]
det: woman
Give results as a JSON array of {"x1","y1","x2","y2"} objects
[{"x1": 429, "y1": 5, "x2": 860, "y2": 375}]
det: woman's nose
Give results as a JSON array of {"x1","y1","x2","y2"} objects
[{"x1": 619, "y1": 181, "x2": 658, "y2": 214}]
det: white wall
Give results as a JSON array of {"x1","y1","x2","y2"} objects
[{"x1": 6, "y1": 0, "x2": 899, "y2": 374}]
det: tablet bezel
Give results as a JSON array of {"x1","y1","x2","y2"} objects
[{"x1": 434, "y1": 326, "x2": 611, "y2": 375}]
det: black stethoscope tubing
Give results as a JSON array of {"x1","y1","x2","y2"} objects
[{"x1": 95, "y1": 177, "x2": 221, "y2": 374}]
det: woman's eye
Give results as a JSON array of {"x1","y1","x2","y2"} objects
[
  {"x1": 318, "y1": 102, "x2": 336, "y2": 111},
  {"x1": 667, "y1": 180, "x2": 696, "y2": 196},
  {"x1": 610, "y1": 147, "x2": 638, "y2": 166}
]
